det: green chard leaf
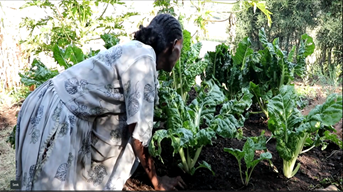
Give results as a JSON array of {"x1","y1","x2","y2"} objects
[
  {"x1": 192, "y1": 161, "x2": 215, "y2": 176},
  {"x1": 223, "y1": 147, "x2": 244, "y2": 161},
  {"x1": 295, "y1": 33, "x2": 315, "y2": 77},
  {"x1": 232, "y1": 37, "x2": 254, "y2": 70},
  {"x1": 19, "y1": 58, "x2": 59, "y2": 87},
  {"x1": 267, "y1": 85, "x2": 305, "y2": 161},
  {"x1": 211, "y1": 87, "x2": 253, "y2": 138},
  {"x1": 307, "y1": 94, "x2": 342, "y2": 127},
  {"x1": 148, "y1": 129, "x2": 170, "y2": 163}
]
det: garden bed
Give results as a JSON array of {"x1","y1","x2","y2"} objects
[
  {"x1": 125, "y1": 113, "x2": 342, "y2": 191},
  {"x1": 0, "y1": 87, "x2": 341, "y2": 191},
  {"x1": 123, "y1": 90, "x2": 343, "y2": 191}
]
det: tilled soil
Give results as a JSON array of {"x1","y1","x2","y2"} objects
[
  {"x1": 125, "y1": 114, "x2": 342, "y2": 191},
  {"x1": 0, "y1": 87, "x2": 342, "y2": 191}
]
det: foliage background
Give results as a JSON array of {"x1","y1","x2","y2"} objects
[{"x1": 227, "y1": 0, "x2": 342, "y2": 85}]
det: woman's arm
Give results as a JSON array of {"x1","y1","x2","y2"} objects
[{"x1": 128, "y1": 123, "x2": 186, "y2": 191}]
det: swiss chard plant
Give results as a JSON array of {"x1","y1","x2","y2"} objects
[
  {"x1": 201, "y1": 43, "x2": 242, "y2": 100},
  {"x1": 158, "y1": 29, "x2": 205, "y2": 102},
  {"x1": 155, "y1": 29, "x2": 206, "y2": 122},
  {"x1": 149, "y1": 80, "x2": 253, "y2": 175},
  {"x1": 201, "y1": 28, "x2": 315, "y2": 118},
  {"x1": 224, "y1": 131, "x2": 272, "y2": 186},
  {"x1": 267, "y1": 85, "x2": 342, "y2": 178},
  {"x1": 247, "y1": 28, "x2": 315, "y2": 117},
  {"x1": 19, "y1": 59, "x2": 60, "y2": 87}
]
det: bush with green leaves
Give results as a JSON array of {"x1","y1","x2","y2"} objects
[
  {"x1": 19, "y1": 34, "x2": 118, "y2": 88},
  {"x1": 19, "y1": 0, "x2": 137, "y2": 56}
]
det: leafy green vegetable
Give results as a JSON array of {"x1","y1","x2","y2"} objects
[
  {"x1": 19, "y1": 58, "x2": 59, "y2": 87},
  {"x1": 210, "y1": 88, "x2": 253, "y2": 139},
  {"x1": 53, "y1": 44, "x2": 86, "y2": 68},
  {"x1": 267, "y1": 85, "x2": 342, "y2": 178},
  {"x1": 161, "y1": 29, "x2": 205, "y2": 102},
  {"x1": 224, "y1": 131, "x2": 272, "y2": 186},
  {"x1": 201, "y1": 43, "x2": 242, "y2": 100},
  {"x1": 100, "y1": 33, "x2": 120, "y2": 49},
  {"x1": 156, "y1": 29, "x2": 205, "y2": 121},
  {"x1": 150, "y1": 79, "x2": 253, "y2": 175},
  {"x1": 149, "y1": 80, "x2": 225, "y2": 175},
  {"x1": 202, "y1": 28, "x2": 315, "y2": 118},
  {"x1": 295, "y1": 34, "x2": 315, "y2": 77},
  {"x1": 246, "y1": 28, "x2": 314, "y2": 117},
  {"x1": 232, "y1": 37, "x2": 254, "y2": 71}
]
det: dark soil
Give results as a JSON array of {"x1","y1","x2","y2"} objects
[
  {"x1": 1, "y1": 87, "x2": 342, "y2": 191},
  {"x1": 124, "y1": 95, "x2": 343, "y2": 191}
]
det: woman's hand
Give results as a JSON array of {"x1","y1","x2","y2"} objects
[
  {"x1": 129, "y1": 123, "x2": 186, "y2": 191},
  {"x1": 152, "y1": 175, "x2": 186, "y2": 191}
]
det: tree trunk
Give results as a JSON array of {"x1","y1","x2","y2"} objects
[
  {"x1": 296, "y1": 36, "x2": 300, "y2": 56},
  {"x1": 279, "y1": 36, "x2": 283, "y2": 50},
  {"x1": 321, "y1": 46, "x2": 327, "y2": 72},
  {"x1": 285, "y1": 33, "x2": 290, "y2": 53},
  {"x1": 328, "y1": 47, "x2": 332, "y2": 72}
]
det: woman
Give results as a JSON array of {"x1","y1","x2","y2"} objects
[{"x1": 15, "y1": 13, "x2": 186, "y2": 191}]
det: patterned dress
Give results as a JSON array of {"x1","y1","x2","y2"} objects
[{"x1": 15, "y1": 40, "x2": 159, "y2": 190}]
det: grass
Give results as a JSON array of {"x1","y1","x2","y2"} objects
[
  {"x1": 294, "y1": 79, "x2": 342, "y2": 100},
  {"x1": 0, "y1": 126, "x2": 16, "y2": 190}
]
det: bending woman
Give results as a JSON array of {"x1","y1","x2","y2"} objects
[{"x1": 15, "y1": 13, "x2": 185, "y2": 191}]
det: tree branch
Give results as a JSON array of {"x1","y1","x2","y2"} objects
[
  {"x1": 98, "y1": 2, "x2": 109, "y2": 20},
  {"x1": 211, "y1": 0, "x2": 240, "y2": 5}
]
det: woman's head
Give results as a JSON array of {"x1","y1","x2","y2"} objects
[{"x1": 134, "y1": 14, "x2": 183, "y2": 72}]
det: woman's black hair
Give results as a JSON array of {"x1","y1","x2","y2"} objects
[{"x1": 133, "y1": 14, "x2": 183, "y2": 56}]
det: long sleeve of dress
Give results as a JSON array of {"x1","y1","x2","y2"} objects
[{"x1": 120, "y1": 55, "x2": 157, "y2": 147}]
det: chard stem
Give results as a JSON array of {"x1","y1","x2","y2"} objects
[
  {"x1": 247, "y1": 165, "x2": 256, "y2": 186},
  {"x1": 178, "y1": 57, "x2": 184, "y2": 101},
  {"x1": 300, "y1": 145, "x2": 315, "y2": 154},
  {"x1": 238, "y1": 160, "x2": 244, "y2": 185},
  {"x1": 266, "y1": 134, "x2": 273, "y2": 143},
  {"x1": 283, "y1": 133, "x2": 308, "y2": 178},
  {"x1": 187, "y1": 148, "x2": 191, "y2": 168},
  {"x1": 179, "y1": 148, "x2": 189, "y2": 173},
  {"x1": 190, "y1": 146, "x2": 203, "y2": 169},
  {"x1": 249, "y1": 111, "x2": 263, "y2": 114}
]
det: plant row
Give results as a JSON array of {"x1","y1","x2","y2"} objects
[{"x1": 149, "y1": 28, "x2": 342, "y2": 185}]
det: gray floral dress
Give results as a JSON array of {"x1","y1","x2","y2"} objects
[{"x1": 15, "y1": 40, "x2": 159, "y2": 190}]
